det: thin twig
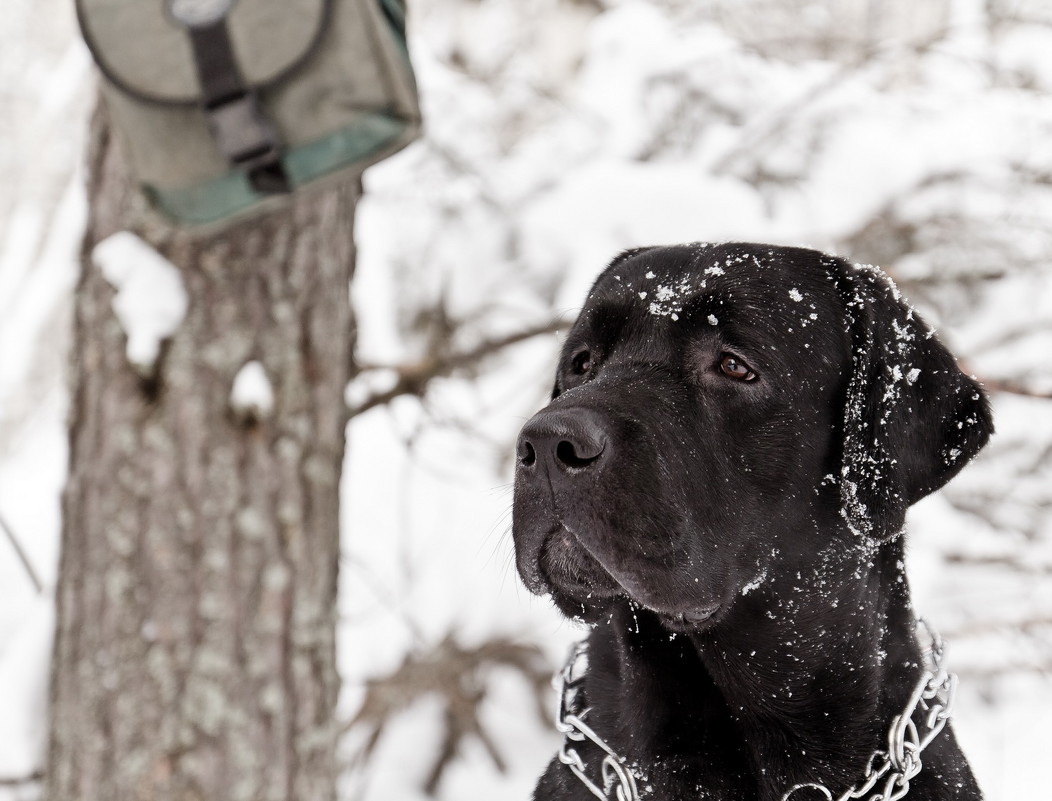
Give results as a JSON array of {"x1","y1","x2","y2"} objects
[
  {"x1": 978, "y1": 377, "x2": 1052, "y2": 400},
  {"x1": 956, "y1": 662, "x2": 1052, "y2": 681},
  {"x1": 0, "y1": 509, "x2": 44, "y2": 595},
  {"x1": 342, "y1": 633, "x2": 552, "y2": 795},
  {"x1": 944, "y1": 552, "x2": 1052, "y2": 575},
  {"x1": 941, "y1": 615, "x2": 1052, "y2": 641},
  {"x1": 349, "y1": 318, "x2": 569, "y2": 417},
  {"x1": 0, "y1": 769, "x2": 43, "y2": 787}
]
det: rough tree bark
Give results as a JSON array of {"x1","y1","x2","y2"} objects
[{"x1": 45, "y1": 100, "x2": 357, "y2": 801}]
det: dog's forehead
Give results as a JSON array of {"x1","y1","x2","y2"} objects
[{"x1": 582, "y1": 243, "x2": 846, "y2": 343}]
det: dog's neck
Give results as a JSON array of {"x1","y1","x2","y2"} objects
[
  {"x1": 697, "y1": 534, "x2": 922, "y2": 797},
  {"x1": 585, "y1": 535, "x2": 924, "y2": 800}
]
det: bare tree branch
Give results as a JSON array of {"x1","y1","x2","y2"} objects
[
  {"x1": 941, "y1": 614, "x2": 1052, "y2": 640},
  {"x1": 957, "y1": 663, "x2": 1052, "y2": 681},
  {"x1": 349, "y1": 318, "x2": 570, "y2": 417},
  {"x1": 342, "y1": 633, "x2": 552, "y2": 795},
  {"x1": 0, "y1": 769, "x2": 43, "y2": 787},
  {"x1": 0, "y1": 509, "x2": 44, "y2": 595},
  {"x1": 978, "y1": 377, "x2": 1052, "y2": 401},
  {"x1": 944, "y1": 552, "x2": 1052, "y2": 574}
]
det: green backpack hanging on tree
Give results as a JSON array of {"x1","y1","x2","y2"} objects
[{"x1": 77, "y1": 0, "x2": 421, "y2": 227}]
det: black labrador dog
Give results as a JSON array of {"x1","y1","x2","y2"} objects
[{"x1": 513, "y1": 244, "x2": 991, "y2": 801}]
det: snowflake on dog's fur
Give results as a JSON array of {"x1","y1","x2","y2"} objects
[{"x1": 647, "y1": 278, "x2": 692, "y2": 319}]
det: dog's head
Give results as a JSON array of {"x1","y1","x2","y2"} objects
[{"x1": 512, "y1": 243, "x2": 991, "y2": 628}]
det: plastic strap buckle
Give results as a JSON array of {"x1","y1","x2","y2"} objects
[{"x1": 187, "y1": 17, "x2": 290, "y2": 194}]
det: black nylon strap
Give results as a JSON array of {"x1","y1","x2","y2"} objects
[
  {"x1": 186, "y1": 18, "x2": 290, "y2": 194},
  {"x1": 187, "y1": 18, "x2": 243, "y2": 107}
]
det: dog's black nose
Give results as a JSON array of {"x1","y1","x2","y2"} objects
[{"x1": 517, "y1": 408, "x2": 608, "y2": 472}]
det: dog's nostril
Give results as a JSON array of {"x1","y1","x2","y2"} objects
[
  {"x1": 518, "y1": 408, "x2": 609, "y2": 475},
  {"x1": 518, "y1": 440, "x2": 536, "y2": 467},
  {"x1": 555, "y1": 438, "x2": 602, "y2": 469}
]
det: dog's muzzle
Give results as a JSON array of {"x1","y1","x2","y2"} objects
[{"x1": 512, "y1": 405, "x2": 615, "y2": 598}]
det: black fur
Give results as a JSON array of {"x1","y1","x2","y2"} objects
[{"x1": 512, "y1": 243, "x2": 991, "y2": 801}]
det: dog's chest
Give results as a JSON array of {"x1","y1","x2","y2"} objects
[{"x1": 573, "y1": 644, "x2": 759, "y2": 800}]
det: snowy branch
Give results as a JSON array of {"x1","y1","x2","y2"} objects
[{"x1": 711, "y1": 28, "x2": 950, "y2": 177}]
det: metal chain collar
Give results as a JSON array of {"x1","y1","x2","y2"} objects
[
  {"x1": 555, "y1": 639, "x2": 642, "y2": 801},
  {"x1": 553, "y1": 619, "x2": 956, "y2": 801}
]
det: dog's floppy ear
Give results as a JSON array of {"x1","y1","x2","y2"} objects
[{"x1": 834, "y1": 260, "x2": 993, "y2": 541}]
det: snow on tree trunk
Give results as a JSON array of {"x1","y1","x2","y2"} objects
[{"x1": 45, "y1": 100, "x2": 357, "y2": 801}]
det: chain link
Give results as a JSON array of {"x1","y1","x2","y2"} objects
[
  {"x1": 555, "y1": 641, "x2": 642, "y2": 801},
  {"x1": 554, "y1": 619, "x2": 956, "y2": 801},
  {"x1": 781, "y1": 618, "x2": 957, "y2": 801}
]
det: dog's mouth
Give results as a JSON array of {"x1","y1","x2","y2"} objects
[
  {"x1": 539, "y1": 525, "x2": 623, "y2": 601},
  {"x1": 538, "y1": 523, "x2": 727, "y2": 631},
  {"x1": 653, "y1": 604, "x2": 723, "y2": 634}
]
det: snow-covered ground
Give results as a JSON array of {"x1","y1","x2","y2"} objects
[{"x1": 2, "y1": 0, "x2": 1051, "y2": 798}]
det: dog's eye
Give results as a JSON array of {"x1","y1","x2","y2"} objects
[
  {"x1": 719, "y1": 354, "x2": 757, "y2": 382},
  {"x1": 571, "y1": 350, "x2": 593, "y2": 376}
]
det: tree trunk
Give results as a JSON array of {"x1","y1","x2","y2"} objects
[{"x1": 45, "y1": 100, "x2": 357, "y2": 801}]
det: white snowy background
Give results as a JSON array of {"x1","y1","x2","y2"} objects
[{"x1": 1, "y1": 0, "x2": 1051, "y2": 799}]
